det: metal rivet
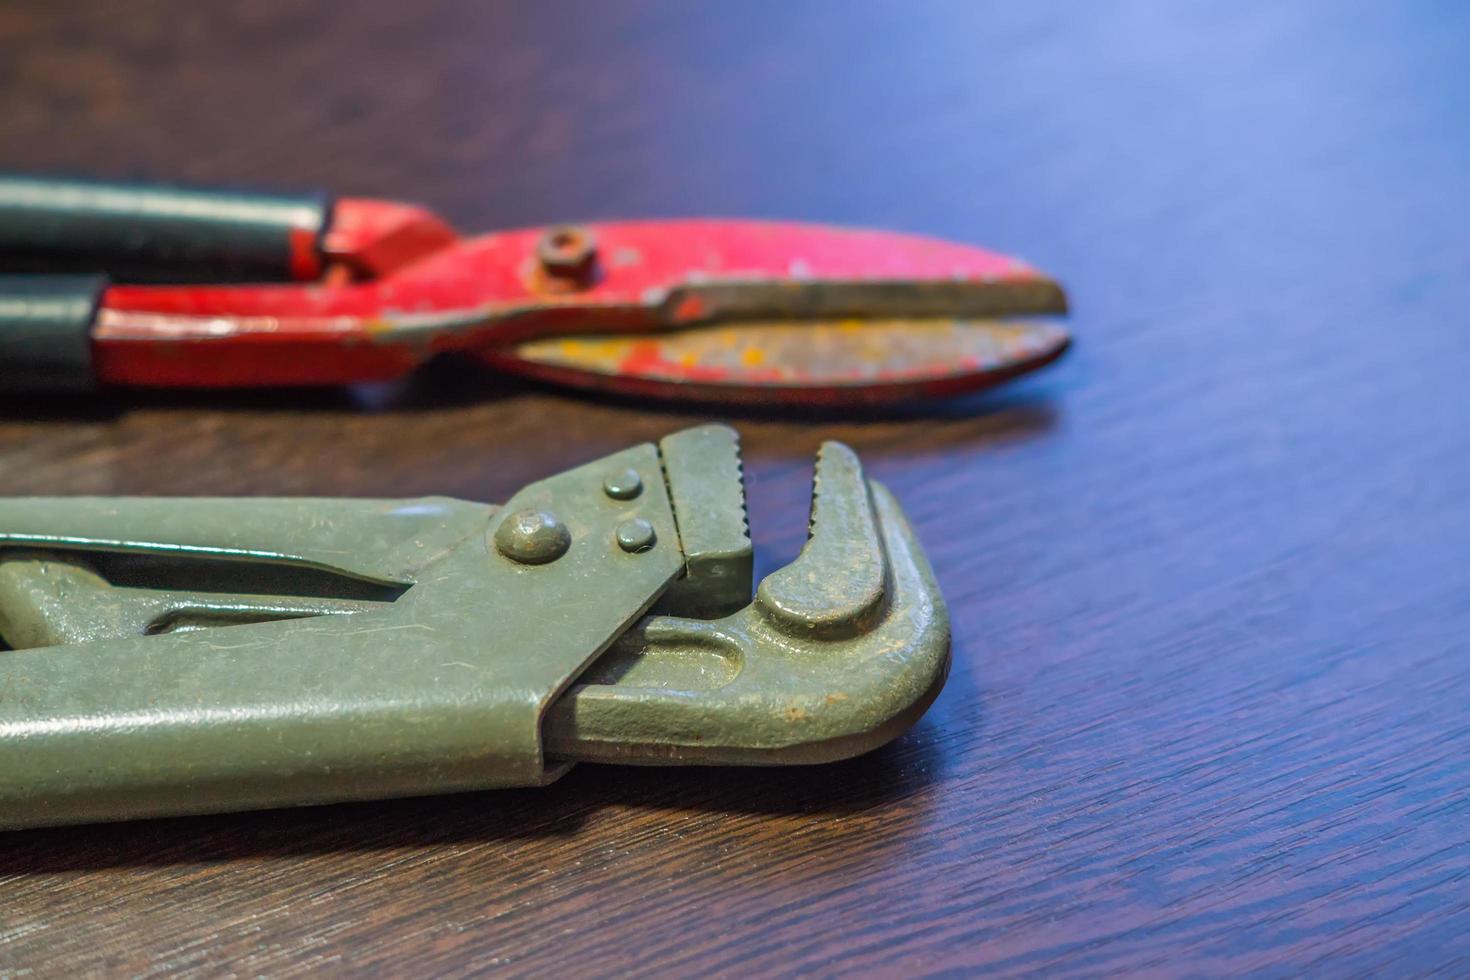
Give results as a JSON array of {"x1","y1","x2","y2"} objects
[
  {"x1": 616, "y1": 518, "x2": 657, "y2": 554},
  {"x1": 603, "y1": 468, "x2": 643, "y2": 500},
  {"x1": 494, "y1": 509, "x2": 571, "y2": 564},
  {"x1": 536, "y1": 224, "x2": 598, "y2": 282}
]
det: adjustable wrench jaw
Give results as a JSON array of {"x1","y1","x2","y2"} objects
[{"x1": 547, "y1": 440, "x2": 951, "y2": 766}]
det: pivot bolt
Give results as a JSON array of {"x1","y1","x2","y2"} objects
[
  {"x1": 494, "y1": 509, "x2": 571, "y2": 564},
  {"x1": 536, "y1": 225, "x2": 598, "y2": 283}
]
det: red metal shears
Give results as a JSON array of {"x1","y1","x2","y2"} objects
[{"x1": 0, "y1": 174, "x2": 1069, "y2": 404}]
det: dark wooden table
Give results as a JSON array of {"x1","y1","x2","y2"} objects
[{"x1": 3, "y1": 2, "x2": 1469, "y2": 975}]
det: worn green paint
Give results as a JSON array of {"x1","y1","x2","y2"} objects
[
  {"x1": 0, "y1": 426, "x2": 949, "y2": 829},
  {"x1": 655, "y1": 424, "x2": 753, "y2": 618}
]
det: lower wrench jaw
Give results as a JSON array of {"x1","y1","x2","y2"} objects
[{"x1": 545, "y1": 649, "x2": 951, "y2": 769}]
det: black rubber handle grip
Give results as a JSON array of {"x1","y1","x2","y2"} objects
[
  {"x1": 0, "y1": 275, "x2": 104, "y2": 391},
  {"x1": 0, "y1": 174, "x2": 331, "y2": 284}
]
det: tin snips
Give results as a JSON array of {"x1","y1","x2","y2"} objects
[
  {"x1": 0, "y1": 172, "x2": 1068, "y2": 404},
  {"x1": 0, "y1": 426, "x2": 948, "y2": 829}
]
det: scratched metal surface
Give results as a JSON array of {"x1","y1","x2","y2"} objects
[{"x1": 1, "y1": 1, "x2": 1469, "y2": 975}]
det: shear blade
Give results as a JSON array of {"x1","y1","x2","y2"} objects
[
  {"x1": 485, "y1": 316, "x2": 1069, "y2": 404},
  {"x1": 473, "y1": 219, "x2": 1071, "y2": 403}
]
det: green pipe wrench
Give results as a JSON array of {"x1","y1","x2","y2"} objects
[{"x1": 0, "y1": 426, "x2": 949, "y2": 829}]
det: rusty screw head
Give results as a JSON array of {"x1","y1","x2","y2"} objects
[
  {"x1": 536, "y1": 225, "x2": 599, "y2": 284},
  {"x1": 494, "y1": 509, "x2": 572, "y2": 565}
]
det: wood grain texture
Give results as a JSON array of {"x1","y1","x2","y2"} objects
[{"x1": 3, "y1": 1, "x2": 1469, "y2": 975}]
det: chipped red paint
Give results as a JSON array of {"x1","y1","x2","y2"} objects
[
  {"x1": 322, "y1": 198, "x2": 460, "y2": 277},
  {"x1": 88, "y1": 197, "x2": 1068, "y2": 400},
  {"x1": 286, "y1": 226, "x2": 326, "y2": 282}
]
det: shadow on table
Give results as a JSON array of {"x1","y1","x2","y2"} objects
[
  {"x1": 0, "y1": 354, "x2": 1071, "y2": 426},
  {"x1": 0, "y1": 715, "x2": 957, "y2": 872}
]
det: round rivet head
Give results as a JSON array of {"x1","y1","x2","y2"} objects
[
  {"x1": 616, "y1": 518, "x2": 657, "y2": 554},
  {"x1": 536, "y1": 224, "x2": 598, "y2": 282},
  {"x1": 494, "y1": 509, "x2": 571, "y2": 564},
  {"x1": 603, "y1": 468, "x2": 643, "y2": 500}
]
